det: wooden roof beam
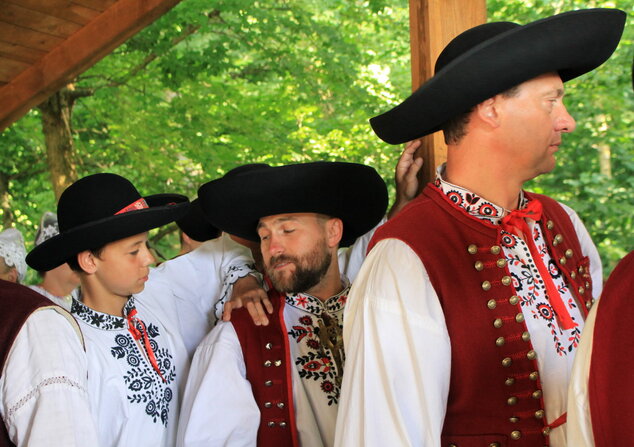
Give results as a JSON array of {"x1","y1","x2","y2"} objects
[{"x1": 0, "y1": 0, "x2": 182, "y2": 131}]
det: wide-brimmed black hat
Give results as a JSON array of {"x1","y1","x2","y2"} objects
[
  {"x1": 197, "y1": 162, "x2": 388, "y2": 247},
  {"x1": 371, "y1": 8, "x2": 626, "y2": 144},
  {"x1": 27, "y1": 173, "x2": 189, "y2": 271},
  {"x1": 175, "y1": 198, "x2": 221, "y2": 242}
]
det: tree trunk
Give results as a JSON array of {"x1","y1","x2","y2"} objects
[
  {"x1": 38, "y1": 86, "x2": 79, "y2": 200},
  {"x1": 0, "y1": 171, "x2": 14, "y2": 228}
]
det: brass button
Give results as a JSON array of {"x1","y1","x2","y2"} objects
[
  {"x1": 467, "y1": 244, "x2": 478, "y2": 254},
  {"x1": 509, "y1": 417, "x2": 519, "y2": 423},
  {"x1": 274, "y1": 360, "x2": 282, "y2": 367},
  {"x1": 475, "y1": 260, "x2": 484, "y2": 271},
  {"x1": 264, "y1": 402, "x2": 272, "y2": 408},
  {"x1": 490, "y1": 443, "x2": 500, "y2": 447},
  {"x1": 279, "y1": 422, "x2": 287, "y2": 428},
  {"x1": 578, "y1": 286, "x2": 585, "y2": 295},
  {"x1": 510, "y1": 430, "x2": 521, "y2": 440},
  {"x1": 532, "y1": 390, "x2": 543, "y2": 399},
  {"x1": 586, "y1": 281, "x2": 591, "y2": 289},
  {"x1": 571, "y1": 271, "x2": 577, "y2": 279},
  {"x1": 515, "y1": 313, "x2": 525, "y2": 323},
  {"x1": 542, "y1": 426, "x2": 551, "y2": 436},
  {"x1": 495, "y1": 337, "x2": 506, "y2": 347},
  {"x1": 565, "y1": 249, "x2": 573, "y2": 258},
  {"x1": 265, "y1": 380, "x2": 273, "y2": 387},
  {"x1": 501, "y1": 275, "x2": 512, "y2": 286},
  {"x1": 554, "y1": 234, "x2": 563, "y2": 244},
  {"x1": 494, "y1": 318, "x2": 504, "y2": 329},
  {"x1": 505, "y1": 377, "x2": 515, "y2": 386},
  {"x1": 264, "y1": 360, "x2": 272, "y2": 367},
  {"x1": 559, "y1": 257, "x2": 567, "y2": 265},
  {"x1": 578, "y1": 265, "x2": 584, "y2": 273},
  {"x1": 509, "y1": 295, "x2": 520, "y2": 306},
  {"x1": 497, "y1": 258, "x2": 507, "y2": 268},
  {"x1": 267, "y1": 421, "x2": 276, "y2": 427},
  {"x1": 449, "y1": 444, "x2": 457, "y2": 447},
  {"x1": 265, "y1": 342, "x2": 273, "y2": 350},
  {"x1": 546, "y1": 220, "x2": 554, "y2": 230},
  {"x1": 487, "y1": 299, "x2": 497, "y2": 310},
  {"x1": 522, "y1": 331, "x2": 531, "y2": 342},
  {"x1": 482, "y1": 281, "x2": 492, "y2": 291},
  {"x1": 526, "y1": 350, "x2": 537, "y2": 360},
  {"x1": 502, "y1": 357, "x2": 512, "y2": 367},
  {"x1": 490, "y1": 245, "x2": 501, "y2": 255},
  {"x1": 507, "y1": 396, "x2": 518, "y2": 405},
  {"x1": 586, "y1": 301, "x2": 592, "y2": 310},
  {"x1": 277, "y1": 402, "x2": 285, "y2": 409},
  {"x1": 529, "y1": 371, "x2": 539, "y2": 381},
  {"x1": 534, "y1": 409, "x2": 545, "y2": 419}
]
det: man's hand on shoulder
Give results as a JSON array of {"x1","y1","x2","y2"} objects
[
  {"x1": 388, "y1": 139, "x2": 424, "y2": 219},
  {"x1": 223, "y1": 274, "x2": 273, "y2": 326}
]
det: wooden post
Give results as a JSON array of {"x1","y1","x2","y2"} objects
[{"x1": 409, "y1": 0, "x2": 486, "y2": 185}]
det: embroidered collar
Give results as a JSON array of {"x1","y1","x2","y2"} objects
[
  {"x1": 71, "y1": 295, "x2": 135, "y2": 331},
  {"x1": 284, "y1": 277, "x2": 350, "y2": 315},
  {"x1": 434, "y1": 163, "x2": 529, "y2": 225}
]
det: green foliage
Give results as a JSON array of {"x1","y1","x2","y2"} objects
[{"x1": 1, "y1": 0, "x2": 632, "y2": 279}]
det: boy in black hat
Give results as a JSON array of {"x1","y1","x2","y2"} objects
[
  {"x1": 337, "y1": 8, "x2": 625, "y2": 447},
  {"x1": 26, "y1": 173, "x2": 258, "y2": 447},
  {"x1": 177, "y1": 161, "x2": 389, "y2": 446}
]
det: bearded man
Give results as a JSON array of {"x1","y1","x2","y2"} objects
[{"x1": 176, "y1": 162, "x2": 388, "y2": 447}]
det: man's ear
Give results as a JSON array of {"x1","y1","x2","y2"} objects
[
  {"x1": 7, "y1": 267, "x2": 18, "y2": 284},
  {"x1": 77, "y1": 250, "x2": 98, "y2": 274},
  {"x1": 475, "y1": 97, "x2": 501, "y2": 128},
  {"x1": 326, "y1": 218, "x2": 344, "y2": 248}
]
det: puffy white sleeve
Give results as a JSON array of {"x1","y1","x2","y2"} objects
[
  {"x1": 559, "y1": 203, "x2": 603, "y2": 298},
  {"x1": 0, "y1": 308, "x2": 99, "y2": 447},
  {"x1": 176, "y1": 322, "x2": 260, "y2": 447},
  {"x1": 566, "y1": 299, "x2": 598, "y2": 447},
  {"x1": 335, "y1": 239, "x2": 451, "y2": 447},
  {"x1": 142, "y1": 233, "x2": 256, "y2": 354},
  {"x1": 337, "y1": 216, "x2": 386, "y2": 283}
]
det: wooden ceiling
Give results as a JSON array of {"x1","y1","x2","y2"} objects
[{"x1": 0, "y1": 0, "x2": 181, "y2": 131}]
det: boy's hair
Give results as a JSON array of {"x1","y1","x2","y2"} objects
[{"x1": 66, "y1": 246, "x2": 106, "y2": 273}]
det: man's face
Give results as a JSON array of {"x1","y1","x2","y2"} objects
[
  {"x1": 496, "y1": 72, "x2": 576, "y2": 181},
  {"x1": 257, "y1": 213, "x2": 333, "y2": 295},
  {"x1": 92, "y1": 232, "x2": 155, "y2": 298}
]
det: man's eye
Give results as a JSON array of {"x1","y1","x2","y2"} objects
[
  {"x1": 130, "y1": 250, "x2": 139, "y2": 255},
  {"x1": 283, "y1": 229, "x2": 295, "y2": 234},
  {"x1": 260, "y1": 235, "x2": 269, "y2": 241}
]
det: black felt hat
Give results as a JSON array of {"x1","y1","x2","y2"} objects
[
  {"x1": 371, "y1": 8, "x2": 626, "y2": 144},
  {"x1": 175, "y1": 198, "x2": 221, "y2": 242},
  {"x1": 26, "y1": 173, "x2": 189, "y2": 271},
  {"x1": 197, "y1": 162, "x2": 388, "y2": 247}
]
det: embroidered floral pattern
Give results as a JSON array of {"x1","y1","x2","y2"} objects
[
  {"x1": 72, "y1": 297, "x2": 176, "y2": 425},
  {"x1": 436, "y1": 166, "x2": 583, "y2": 357},
  {"x1": 285, "y1": 285, "x2": 349, "y2": 406}
]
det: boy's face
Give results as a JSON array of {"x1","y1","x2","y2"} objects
[{"x1": 92, "y1": 232, "x2": 155, "y2": 298}]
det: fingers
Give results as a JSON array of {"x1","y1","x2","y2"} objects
[
  {"x1": 245, "y1": 300, "x2": 269, "y2": 326},
  {"x1": 222, "y1": 290, "x2": 272, "y2": 326}
]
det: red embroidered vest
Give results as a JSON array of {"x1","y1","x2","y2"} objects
[
  {"x1": 0, "y1": 280, "x2": 65, "y2": 447},
  {"x1": 588, "y1": 250, "x2": 634, "y2": 447},
  {"x1": 369, "y1": 185, "x2": 593, "y2": 447},
  {"x1": 231, "y1": 287, "x2": 300, "y2": 447}
]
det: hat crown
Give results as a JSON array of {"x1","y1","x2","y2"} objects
[
  {"x1": 435, "y1": 21, "x2": 519, "y2": 74},
  {"x1": 58, "y1": 173, "x2": 143, "y2": 232}
]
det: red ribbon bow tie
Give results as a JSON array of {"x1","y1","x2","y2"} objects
[{"x1": 127, "y1": 309, "x2": 167, "y2": 382}]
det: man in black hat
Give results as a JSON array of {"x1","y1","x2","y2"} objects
[
  {"x1": 177, "y1": 161, "x2": 389, "y2": 447},
  {"x1": 337, "y1": 8, "x2": 625, "y2": 447},
  {"x1": 174, "y1": 198, "x2": 221, "y2": 256},
  {"x1": 26, "y1": 173, "x2": 259, "y2": 447}
]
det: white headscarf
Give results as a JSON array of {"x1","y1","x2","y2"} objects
[{"x1": 0, "y1": 228, "x2": 27, "y2": 282}]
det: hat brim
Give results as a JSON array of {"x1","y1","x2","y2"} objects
[
  {"x1": 371, "y1": 8, "x2": 626, "y2": 144},
  {"x1": 26, "y1": 195, "x2": 189, "y2": 271},
  {"x1": 198, "y1": 162, "x2": 388, "y2": 247}
]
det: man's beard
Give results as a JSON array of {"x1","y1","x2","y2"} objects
[{"x1": 266, "y1": 241, "x2": 332, "y2": 294}]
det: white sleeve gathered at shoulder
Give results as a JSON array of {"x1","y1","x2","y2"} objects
[
  {"x1": 337, "y1": 216, "x2": 386, "y2": 283},
  {"x1": 567, "y1": 299, "x2": 598, "y2": 447},
  {"x1": 0, "y1": 308, "x2": 99, "y2": 447},
  {"x1": 335, "y1": 238, "x2": 451, "y2": 447},
  {"x1": 176, "y1": 322, "x2": 260, "y2": 447},
  {"x1": 559, "y1": 202, "x2": 603, "y2": 298}
]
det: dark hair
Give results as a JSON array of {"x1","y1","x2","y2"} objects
[
  {"x1": 441, "y1": 84, "x2": 522, "y2": 145},
  {"x1": 66, "y1": 246, "x2": 105, "y2": 273}
]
